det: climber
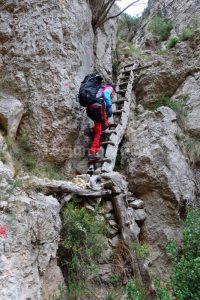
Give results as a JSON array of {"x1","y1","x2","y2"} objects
[{"x1": 87, "y1": 84, "x2": 116, "y2": 161}]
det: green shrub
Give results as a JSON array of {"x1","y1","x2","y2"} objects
[
  {"x1": 167, "y1": 37, "x2": 180, "y2": 49},
  {"x1": 153, "y1": 277, "x2": 172, "y2": 300},
  {"x1": 55, "y1": 281, "x2": 91, "y2": 300},
  {"x1": 148, "y1": 16, "x2": 173, "y2": 41},
  {"x1": 0, "y1": 150, "x2": 8, "y2": 164},
  {"x1": 125, "y1": 281, "x2": 146, "y2": 300},
  {"x1": 179, "y1": 28, "x2": 196, "y2": 41},
  {"x1": 59, "y1": 203, "x2": 106, "y2": 283},
  {"x1": 145, "y1": 96, "x2": 186, "y2": 117},
  {"x1": 185, "y1": 138, "x2": 200, "y2": 164},
  {"x1": 110, "y1": 274, "x2": 121, "y2": 286},
  {"x1": 105, "y1": 288, "x2": 124, "y2": 300},
  {"x1": 130, "y1": 242, "x2": 150, "y2": 259},
  {"x1": 6, "y1": 133, "x2": 66, "y2": 179},
  {"x1": 166, "y1": 209, "x2": 200, "y2": 300}
]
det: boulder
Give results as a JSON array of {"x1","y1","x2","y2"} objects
[
  {"x1": 123, "y1": 107, "x2": 196, "y2": 205},
  {"x1": 0, "y1": 93, "x2": 24, "y2": 138},
  {"x1": 133, "y1": 209, "x2": 147, "y2": 222},
  {"x1": 0, "y1": 191, "x2": 62, "y2": 300},
  {"x1": 129, "y1": 199, "x2": 144, "y2": 209},
  {"x1": 99, "y1": 201, "x2": 113, "y2": 214},
  {"x1": 172, "y1": 71, "x2": 200, "y2": 137},
  {"x1": 108, "y1": 235, "x2": 120, "y2": 248}
]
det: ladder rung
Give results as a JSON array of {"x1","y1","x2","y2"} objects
[
  {"x1": 104, "y1": 130, "x2": 117, "y2": 135},
  {"x1": 101, "y1": 141, "x2": 115, "y2": 146},
  {"x1": 112, "y1": 99, "x2": 127, "y2": 104},
  {"x1": 117, "y1": 90, "x2": 126, "y2": 96},
  {"x1": 113, "y1": 109, "x2": 125, "y2": 115},
  {"x1": 121, "y1": 69, "x2": 131, "y2": 75},
  {"x1": 88, "y1": 158, "x2": 111, "y2": 164},
  {"x1": 121, "y1": 75, "x2": 129, "y2": 80},
  {"x1": 119, "y1": 81, "x2": 129, "y2": 87},
  {"x1": 121, "y1": 62, "x2": 135, "y2": 69},
  {"x1": 108, "y1": 123, "x2": 118, "y2": 128}
]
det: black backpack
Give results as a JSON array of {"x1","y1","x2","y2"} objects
[{"x1": 78, "y1": 73, "x2": 103, "y2": 107}]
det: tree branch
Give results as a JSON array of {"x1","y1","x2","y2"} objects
[{"x1": 95, "y1": 0, "x2": 142, "y2": 30}]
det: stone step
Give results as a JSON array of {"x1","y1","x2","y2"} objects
[{"x1": 128, "y1": 199, "x2": 144, "y2": 209}]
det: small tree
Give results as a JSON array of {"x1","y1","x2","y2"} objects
[
  {"x1": 89, "y1": 0, "x2": 143, "y2": 31},
  {"x1": 117, "y1": 13, "x2": 140, "y2": 42},
  {"x1": 148, "y1": 16, "x2": 173, "y2": 41}
]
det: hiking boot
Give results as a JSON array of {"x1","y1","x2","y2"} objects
[{"x1": 88, "y1": 153, "x2": 101, "y2": 161}]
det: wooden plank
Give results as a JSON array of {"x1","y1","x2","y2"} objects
[
  {"x1": 104, "y1": 130, "x2": 117, "y2": 135},
  {"x1": 113, "y1": 109, "x2": 125, "y2": 115},
  {"x1": 119, "y1": 81, "x2": 129, "y2": 87},
  {"x1": 120, "y1": 62, "x2": 135, "y2": 69},
  {"x1": 117, "y1": 90, "x2": 126, "y2": 96},
  {"x1": 101, "y1": 141, "x2": 115, "y2": 146},
  {"x1": 108, "y1": 123, "x2": 118, "y2": 128},
  {"x1": 88, "y1": 158, "x2": 111, "y2": 164},
  {"x1": 112, "y1": 99, "x2": 127, "y2": 105},
  {"x1": 26, "y1": 177, "x2": 112, "y2": 197},
  {"x1": 132, "y1": 64, "x2": 153, "y2": 72}
]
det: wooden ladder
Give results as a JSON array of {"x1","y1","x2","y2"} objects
[
  {"x1": 101, "y1": 62, "x2": 136, "y2": 172},
  {"x1": 87, "y1": 62, "x2": 138, "y2": 174}
]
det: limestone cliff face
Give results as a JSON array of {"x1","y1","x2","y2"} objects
[
  {"x1": 0, "y1": 131, "x2": 63, "y2": 300},
  {"x1": 135, "y1": 0, "x2": 200, "y2": 47},
  {"x1": 0, "y1": 1, "x2": 118, "y2": 298},
  {"x1": 122, "y1": 32, "x2": 200, "y2": 276},
  {"x1": 0, "y1": 0, "x2": 117, "y2": 164}
]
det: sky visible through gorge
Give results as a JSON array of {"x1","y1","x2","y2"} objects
[{"x1": 116, "y1": 0, "x2": 148, "y2": 16}]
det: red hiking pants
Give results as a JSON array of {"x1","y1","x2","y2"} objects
[{"x1": 87, "y1": 103, "x2": 109, "y2": 155}]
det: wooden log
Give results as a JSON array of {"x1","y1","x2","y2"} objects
[
  {"x1": 112, "y1": 194, "x2": 141, "y2": 280},
  {"x1": 112, "y1": 194, "x2": 155, "y2": 297},
  {"x1": 25, "y1": 176, "x2": 112, "y2": 197}
]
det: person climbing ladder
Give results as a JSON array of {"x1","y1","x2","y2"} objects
[
  {"x1": 87, "y1": 83, "x2": 116, "y2": 160},
  {"x1": 78, "y1": 73, "x2": 116, "y2": 161}
]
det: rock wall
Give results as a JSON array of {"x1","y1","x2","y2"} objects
[
  {"x1": 135, "y1": 0, "x2": 200, "y2": 47},
  {"x1": 0, "y1": 0, "x2": 117, "y2": 165},
  {"x1": 0, "y1": 131, "x2": 63, "y2": 300},
  {"x1": 122, "y1": 32, "x2": 200, "y2": 276}
]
